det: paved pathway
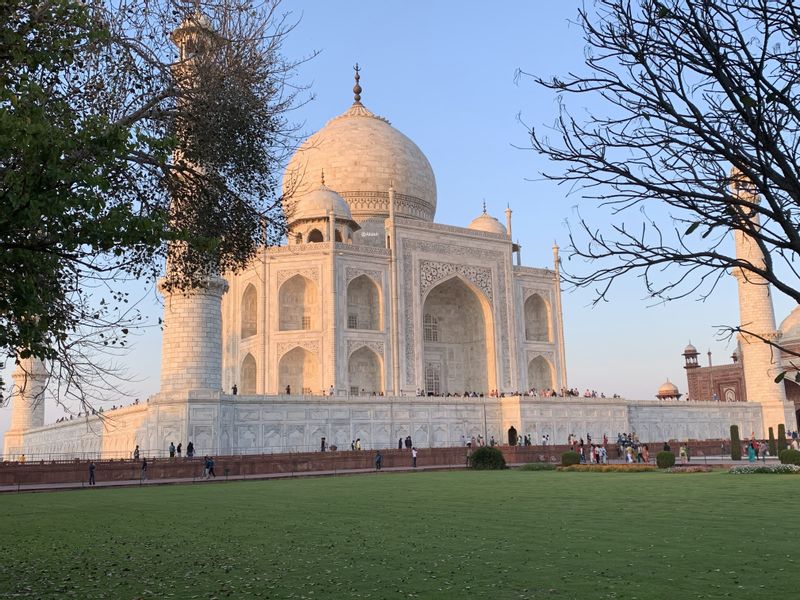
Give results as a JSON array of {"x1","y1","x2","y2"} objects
[
  {"x1": 0, "y1": 455, "x2": 779, "y2": 494},
  {"x1": 0, "y1": 462, "x2": 470, "y2": 494}
]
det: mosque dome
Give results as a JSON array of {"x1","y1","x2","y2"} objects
[
  {"x1": 287, "y1": 181, "x2": 353, "y2": 225},
  {"x1": 683, "y1": 343, "x2": 698, "y2": 355},
  {"x1": 779, "y1": 305, "x2": 800, "y2": 342},
  {"x1": 467, "y1": 207, "x2": 507, "y2": 235},
  {"x1": 282, "y1": 69, "x2": 437, "y2": 223}
]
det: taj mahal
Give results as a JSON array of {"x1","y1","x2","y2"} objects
[{"x1": 2, "y1": 16, "x2": 796, "y2": 459}]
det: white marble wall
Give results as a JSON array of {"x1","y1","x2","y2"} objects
[{"x1": 8, "y1": 395, "x2": 777, "y2": 459}]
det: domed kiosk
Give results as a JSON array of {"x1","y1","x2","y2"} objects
[{"x1": 656, "y1": 380, "x2": 682, "y2": 401}]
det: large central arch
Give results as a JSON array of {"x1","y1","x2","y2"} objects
[{"x1": 422, "y1": 276, "x2": 495, "y2": 395}]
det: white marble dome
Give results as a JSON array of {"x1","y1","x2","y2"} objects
[
  {"x1": 779, "y1": 305, "x2": 800, "y2": 342},
  {"x1": 683, "y1": 343, "x2": 698, "y2": 355},
  {"x1": 468, "y1": 210, "x2": 507, "y2": 235},
  {"x1": 283, "y1": 101, "x2": 437, "y2": 222},
  {"x1": 287, "y1": 182, "x2": 352, "y2": 224}
]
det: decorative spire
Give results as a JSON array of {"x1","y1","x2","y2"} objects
[
  {"x1": 353, "y1": 63, "x2": 362, "y2": 105},
  {"x1": 482, "y1": 200, "x2": 487, "y2": 214},
  {"x1": 321, "y1": 169, "x2": 325, "y2": 186}
]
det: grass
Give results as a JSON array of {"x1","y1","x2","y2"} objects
[{"x1": 0, "y1": 470, "x2": 796, "y2": 599}]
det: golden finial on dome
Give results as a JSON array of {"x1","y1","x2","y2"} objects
[
  {"x1": 482, "y1": 200, "x2": 487, "y2": 214},
  {"x1": 353, "y1": 63, "x2": 362, "y2": 105}
]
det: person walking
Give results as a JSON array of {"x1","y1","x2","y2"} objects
[
  {"x1": 375, "y1": 450, "x2": 383, "y2": 470},
  {"x1": 88, "y1": 461, "x2": 96, "y2": 486},
  {"x1": 186, "y1": 441, "x2": 194, "y2": 459},
  {"x1": 412, "y1": 447, "x2": 418, "y2": 468},
  {"x1": 208, "y1": 456, "x2": 216, "y2": 478},
  {"x1": 140, "y1": 458, "x2": 148, "y2": 481},
  {"x1": 133, "y1": 445, "x2": 140, "y2": 460},
  {"x1": 169, "y1": 442, "x2": 175, "y2": 458},
  {"x1": 320, "y1": 437, "x2": 327, "y2": 452},
  {"x1": 177, "y1": 442, "x2": 182, "y2": 458},
  {"x1": 202, "y1": 456, "x2": 209, "y2": 479}
]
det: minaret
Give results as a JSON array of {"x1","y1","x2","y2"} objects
[
  {"x1": 3, "y1": 357, "x2": 47, "y2": 456},
  {"x1": 552, "y1": 243, "x2": 568, "y2": 391},
  {"x1": 157, "y1": 12, "x2": 228, "y2": 397},
  {"x1": 730, "y1": 169, "x2": 791, "y2": 434}
]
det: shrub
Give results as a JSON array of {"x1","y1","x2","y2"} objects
[
  {"x1": 561, "y1": 451, "x2": 580, "y2": 466},
  {"x1": 778, "y1": 424, "x2": 788, "y2": 452},
  {"x1": 557, "y1": 464, "x2": 655, "y2": 472},
  {"x1": 656, "y1": 451, "x2": 676, "y2": 469},
  {"x1": 730, "y1": 464, "x2": 800, "y2": 474},
  {"x1": 768, "y1": 427, "x2": 777, "y2": 457},
  {"x1": 518, "y1": 463, "x2": 557, "y2": 471},
  {"x1": 779, "y1": 448, "x2": 800, "y2": 466},
  {"x1": 667, "y1": 465, "x2": 713, "y2": 473},
  {"x1": 730, "y1": 425, "x2": 742, "y2": 461},
  {"x1": 469, "y1": 446, "x2": 506, "y2": 470}
]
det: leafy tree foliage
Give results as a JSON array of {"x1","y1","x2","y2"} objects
[{"x1": 0, "y1": 0, "x2": 305, "y2": 406}]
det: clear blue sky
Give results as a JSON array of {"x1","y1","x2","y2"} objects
[{"x1": 3, "y1": 0, "x2": 792, "y2": 442}]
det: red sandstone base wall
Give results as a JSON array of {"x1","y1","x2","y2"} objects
[{"x1": 0, "y1": 439, "x2": 735, "y2": 486}]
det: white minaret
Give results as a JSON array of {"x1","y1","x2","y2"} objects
[
  {"x1": 730, "y1": 170, "x2": 792, "y2": 435},
  {"x1": 157, "y1": 13, "x2": 228, "y2": 397},
  {"x1": 3, "y1": 357, "x2": 47, "y2": 456}
]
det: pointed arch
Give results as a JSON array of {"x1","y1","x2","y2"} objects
[
  {"x1": 279, "y1": 346, "x2": 320, "y2": 395},
  {"x1": 240, "y1": 353, "x2": 257, "y2": 394},
  {"x1": 348, "y1": 346, "x2": 383, "y2": 395},
  {"x1": 241, "y1": 284, "x2": 258, "y2": 338},
  {"x1": 421, "y1": 274, "x2": 496, "y2": 395},
  {"x1": 524, "y1": 293, "x2": 551, "y2": 342},
  {"x1": 347, "y1": 274, "x2": 381, "y2": 330},
  {"x1": 279, "y1": 275, "x2": 319, "y2": 331},
  {"x1": 307, "y1": 229, "x2": 324, "y2": 243},
  {"x1": 527, "y1": 355, "x2": 554, "y2": 391}
]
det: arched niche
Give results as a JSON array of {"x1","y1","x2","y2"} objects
[
  {"x1": 422, "y1": 276, "x2": 495, "y2": 395},
  {"x1": 279, "y1": 275, "x2": 319, "y2": 331},
  {"x1": 279, "y1": 346, "x2": 320, "y2": 395},
  {"x1": 346, "y1": 275, "x2": 381, "y2": 330},
  {"x1": 527, "y1": 355, "x2": 554, "y2": 391},
  {"x1": 348, "y1": 346, "x2": 383, "y2": 395},
  {"x1": 241, "y1": 284, "x2": 257, "y2": 338},
  {"x1": 241, "y1": 353, "x2": 257, "y2": 394},
  {"x1": 335, "y1": 229, "x2": 343, "y2": 242},
  {"x1": 524, "y1": 293, "x2": 551, "y2": 342},
  {"x1": 307, "y1": 229, "x2": 324, "y2": 243}
]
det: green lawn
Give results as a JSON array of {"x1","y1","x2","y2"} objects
[{"x1": 0, "y1": 470, "x2": 795, "y2": 599}]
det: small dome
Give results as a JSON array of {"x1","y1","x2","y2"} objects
[
  {"x1": 468, "y1": 211, "x2": 507, "y2": 235},
  {"x1": 683, "y1": 343, "x2": 698, "y2": 355},
  {"x1": 287, "y1": 183, "x2": 353, "y2": 224},
  {"x1": 779, "y1": 305, "x2": 800, "y2": 342}
]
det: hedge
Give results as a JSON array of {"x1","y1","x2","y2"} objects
[
  {"x1": 768, "y1": 427, "x2": 777, "y2": 457},
  {"x1": 561, "y1": 451, "x2": 580, "y2": 466},
  {"x1": 778, "y1": 424, "x2": 788, "y2": 452},
  {"x1": 730, "y1": 425, "x2": 742, "y2": 461},
  {"x1": 779, "y1": 448, "x2": 800, "y2": 466},
  {"x1": 656, "y1": 451, "x2": 676, "y2": 469},
  {"x1": 468, "y1": 446, "x2": 506, "y2": 470}
]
